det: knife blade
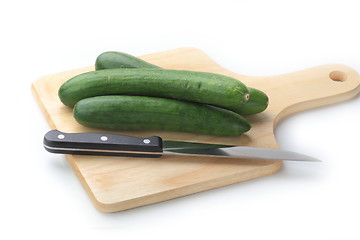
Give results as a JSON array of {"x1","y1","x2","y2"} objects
[{"x1": 43, "y1": 130, "x2": 320, "y2": 162}]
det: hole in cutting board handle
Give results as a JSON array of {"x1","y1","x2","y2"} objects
[{"x1": 329, "y1": 71, "x2": 347, "y2": 82}]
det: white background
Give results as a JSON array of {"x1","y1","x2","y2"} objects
[{"x1": 1, "y1": 0, "x2": 360, "y2": 239}]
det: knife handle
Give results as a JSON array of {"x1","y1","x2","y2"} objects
[{"x1": 43, "y1": 130, "x2": 163, "y2": 158}]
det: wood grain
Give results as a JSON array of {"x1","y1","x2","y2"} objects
[{"x1": 32, "y1": 47, "x2": 360, "y2": 212}]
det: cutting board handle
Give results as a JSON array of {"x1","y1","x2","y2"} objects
[{"x1": 231, "y1": 64, "x2": 360, "y2": 125}]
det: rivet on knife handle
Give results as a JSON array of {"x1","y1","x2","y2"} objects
[{"x1": 43, "y1": 130, "x2": 163, "y2": 158}]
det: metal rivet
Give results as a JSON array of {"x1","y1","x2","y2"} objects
[
  {"x1": 143, "y1": 139, "x2": 151, "y2": 144},
  {"x1": 57, "y1": 134, "x2": 65, "y2": 139},
  {"x1": 101, "y1": 136, "x2": 108, "y2": 141}
]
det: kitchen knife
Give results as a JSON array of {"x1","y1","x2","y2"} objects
[{"x1": 43, "y1": 130, "x2": 320, "y2": 162}]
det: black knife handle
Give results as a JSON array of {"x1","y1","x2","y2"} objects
[{"x1": 43, "y1": 130, "x2": 163, "y2": 158}]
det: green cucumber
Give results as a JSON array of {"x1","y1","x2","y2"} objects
[
  {"x1": 236, "y1": 88, "x2": 269, "y2": 115},
  {"x1": 94, "y1": 52, "x2": 269, "y2": 114},
  {"x1": 59, "y1": 68, "x2": 250, "y2": 112},
  {"x1": 95, "y1": 51, "x2": 161, "y2": 70},
  {"x1": 73, "y1": 95, "x2": 251, "y2": 136}
]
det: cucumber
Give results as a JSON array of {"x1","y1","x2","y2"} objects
[
  {"x1": 73, "y1": 95, "x2": 251, "y2": 136},
  {"x1": 59, "y1": 68, "x2": 250, "y2": 112},
  {"x1": 94, "y1": 52, "x2": 269, "y2": 115},
  {"x1": 95, "y1": 51, "x2": 161, "y2": 70},
  {"x1": 236, "y1": 88, "x2": 269, "y2": 115}
]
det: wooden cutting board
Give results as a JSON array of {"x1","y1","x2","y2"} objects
[{"x1": 32, "y1": 47, "x2": 360, "y2": 212}]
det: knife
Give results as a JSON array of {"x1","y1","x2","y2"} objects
[{"x1": 43, "y1": 130, "x2": 320, "y2": 162}]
